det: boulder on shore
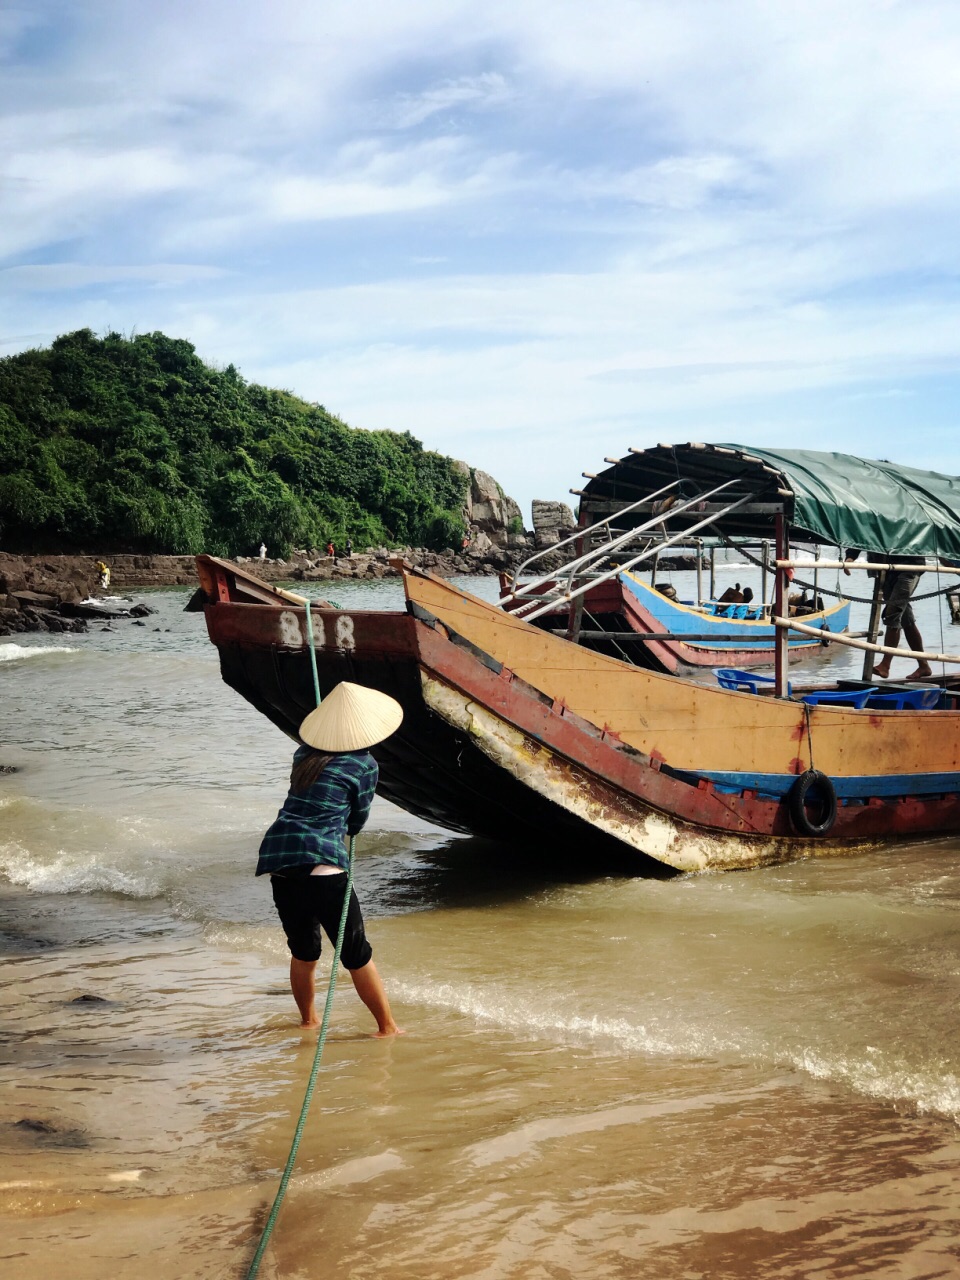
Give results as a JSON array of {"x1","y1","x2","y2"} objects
[
  {"x1": 531, "y1": 500, "x2": 577, "y2": 548},
  {"x1": 453, "y1": 462, "x2": 525, "y2": 548}
]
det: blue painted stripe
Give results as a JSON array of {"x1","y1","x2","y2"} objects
[
  {"x1": 680, "y1": 769, "x2": 960, "y2": 799},
  {"x1": 620, "y1": 573, "x2": 852, "y2": 648}
]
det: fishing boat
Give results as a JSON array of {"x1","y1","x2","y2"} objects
[
  {"x1": 196, "y1": 444, "x2": 960, "y2": 873},
  {"x1": 499, "y1": 570, "x2": 851, "y2": 673}
]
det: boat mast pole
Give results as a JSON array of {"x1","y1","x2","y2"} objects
[
  {"x1": 862, "y1": 574, "x2": 884, "y2": 680},
  {"x1": 761, "y1": 540, "x2": 769, "y2": 616},
  {"x1": 774, "y1": 514, "x2": 789, "y2": 696},
  {"x1": 813, "y1": 544, "x2": 820, "y2": 607},
  {"x1": 566, "y1": 512, "x2": 587, "y2": 643},
  {"x1": 709, "y1": 546, "x2": 716, "y2": 600},
  {"x1": 696, "y1": 539, "x2": 703, "y2": 607}
]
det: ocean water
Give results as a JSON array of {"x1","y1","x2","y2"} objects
[{"x1": 2, "y1": 570, "x2": 960, "y2": 1279}]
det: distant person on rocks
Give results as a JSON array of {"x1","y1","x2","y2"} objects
[
  {"x1": 327, "y1": 540, "x2": 335, "y2": 559},
  {"x1": 96, "y1": 561, "x2": 110, "y2": 590},
  {"x1": 259, "y1": 542, "x2": 267, "y2": 560},
  {"x1": 257, "y1": 682, "x2": 404, "y2": 1036},
  {"x1": 844, "y1": 550, "x2": 931, "y2": 680},
  {"x1": 345, "y1": 538, "x2": 352, "y2": 558}
]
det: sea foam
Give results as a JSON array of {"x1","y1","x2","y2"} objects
[
  {"x1": 0, "y1": 844, "x2": 161, "y2": 898},
  {"x1": 0, "y1": 643, "x2": 78, "y2": 664},
  {"x1": 397, "y1": 977, "x2": 960, "y2": 1126}
]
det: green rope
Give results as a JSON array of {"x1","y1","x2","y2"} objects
[
  {"x1": 245, "y1": 592, "x2": 353, "y2": 1279},
  {"x1": 245, "y1": 838, "x2": 356, "y2": 1279},
  {"x1": 302, "y1": 594, "x2": 322, "y2": 707}
]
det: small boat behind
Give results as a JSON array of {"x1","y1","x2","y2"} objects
[{"x1": 614, "y1": 572, "x2": 851, "y2": 672}]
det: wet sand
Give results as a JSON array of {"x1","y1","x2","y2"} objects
[{"x1": 4, "y1": 872, "x2": 960, "y2": 1280}]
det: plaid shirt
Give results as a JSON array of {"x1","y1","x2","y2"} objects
[{"x1": 256, "y1": 748, "x2": 378, "y2": 876}]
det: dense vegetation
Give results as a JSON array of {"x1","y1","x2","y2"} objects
[{"x1": 0, "y1": 329, "x2": 469, "y2": 555}]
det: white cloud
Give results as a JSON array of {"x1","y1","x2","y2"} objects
[
  {"x1": 1, "y1": 263, "x2": 227, "y2": 290},
  {"x1": 4, "y1": 0, "x2": 960, "y2": 515},
  {"x1": 387, "y1": 73, "x2": 513, "y2": 129},
  {"x1": 263, "y1": 138, "x2": 519, "y2": 223}
]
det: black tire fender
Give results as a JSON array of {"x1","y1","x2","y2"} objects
[{"x1": 788, "y1": 769, "x2": 838, "y2": 837}]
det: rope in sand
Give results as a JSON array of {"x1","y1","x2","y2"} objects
[{"x1": 245, "y1": 594, "x2": 354, "y2": 1280}]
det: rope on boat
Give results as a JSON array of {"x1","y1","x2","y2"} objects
[
  {"x1": 303, "y1": 594, "x2": 322, "y2": 706},
  {"x1": 246, "y1": 594, "x2": 354, "y2": 1280}
]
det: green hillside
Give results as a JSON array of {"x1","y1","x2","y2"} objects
[{"x1": 0, "y1": 328, "x2": 468, "y2": 556}]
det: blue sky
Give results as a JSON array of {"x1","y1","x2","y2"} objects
[{"x1": 3, "y1": 0, "x2": 960, "y2": 519}]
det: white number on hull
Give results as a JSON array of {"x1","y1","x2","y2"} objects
[
  {"x1": 335, "y1": 615, "x2": 356, "y2": 651},
  {"x1": 279, "y1": 611, "x2": 305, "y2": 649}
]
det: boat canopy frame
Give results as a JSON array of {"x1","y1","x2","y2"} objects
[{"x1": 576, "y1": 443, "x2": 960, "y2": 560}]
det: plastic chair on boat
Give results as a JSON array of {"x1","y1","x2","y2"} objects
[
  {"x1": 732, "y1": 604, "x2": 749, "y2": 619},
  {"x1": 715, "y1": 668, "x2": 792, "y2": 695},
  {"x1": 865, "y1": 687, "x2": 944, "y2": 710},
  {"x1": 800, "y1": 688, "x2": 876, "y2": 709}
]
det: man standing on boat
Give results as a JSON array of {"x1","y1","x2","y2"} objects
[{"x1": 844, "y1": 551, "x2": 931, "y2": 681}]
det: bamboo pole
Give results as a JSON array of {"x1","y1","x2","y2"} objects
[
  {"x1": 772, "y1": 616, "x2": 960, "y2": 665},
  {"x1": 774, "y1": 515, "x2": 789, "y2": 695},
  {"x1": 862, "y1": 576, "x2": 884, "y2": 681},
  {"x1": 776, "y1": 559, "x2": 958, "y2": 574},
  {"x1": 760, "y1": 539, "x2": 769, "y2": 612}
]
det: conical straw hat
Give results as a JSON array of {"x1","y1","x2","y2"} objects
[{"x1": 299, "y1": 682, "x2": 403, "y2": 751}]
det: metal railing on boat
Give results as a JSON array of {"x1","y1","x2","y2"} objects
[{"x1": 502, "y1": 481, "x2": 760, "y2": 622}]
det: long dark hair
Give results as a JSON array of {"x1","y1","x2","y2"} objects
[{"x1": 290, "y1": 748, "x2": 335, "y2": 794}]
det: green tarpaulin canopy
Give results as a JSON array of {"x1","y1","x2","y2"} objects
[
  {"x1": 724, "y1": 446, "x2": 960, "y2": 559},
  {"x1": 580, "y1": 444, "x2": 960, "y2": 559}
]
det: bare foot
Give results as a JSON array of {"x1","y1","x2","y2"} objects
[
  {"x1": 904, "y1": 665, "x2": 933, "y2": 680},
  {"x1": 873, "y1": 662, "x2": 891, "y2": 679},
  {"x1": 372, "y1": 1026, "x2": 406, "y2": 1038},
  {"x1": 299, "y1": 1018, "x2": 322, "y2": 1029}
]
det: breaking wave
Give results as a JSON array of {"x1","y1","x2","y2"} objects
[
  {"x1": 0, "y1": 843, "x2": 163, "y2": 899},
  {"x1": 0, "y1": 643, "x2": 78, "y2": 663},
  {"x1": 397, "y1": 977, "x2": 960, "y2": 1125}
]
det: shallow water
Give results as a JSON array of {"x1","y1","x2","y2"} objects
[{"x1": 2, "y1": 575, "x2": 960, "y2": 1278}]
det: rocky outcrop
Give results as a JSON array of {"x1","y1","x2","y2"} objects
[
  {"x1": 0, "y1": 554, "x2": 165, "y2": 635},
  {"x1": 282, "y1": 540, "x2": 517, "y2": 581},
  {"x1": 454, "y1": 462, "x2": 525, "y2": 548},
  {"x1": 531, "y1": 500, "x2": 577, "y2": 548}
]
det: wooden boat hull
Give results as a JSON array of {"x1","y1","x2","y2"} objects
[
  {"x1": 617, "y1": 574, "x2": 852, "y2": 673},
  {"x1": 199, "y1": 558, "x2": 960, "y2": 873}
]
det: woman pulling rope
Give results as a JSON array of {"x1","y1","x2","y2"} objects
[{"x1": 256, "y1": 681, "x2": 404, "y2": 1037}]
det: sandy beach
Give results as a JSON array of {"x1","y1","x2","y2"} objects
[{"x1": 3, "y1": 579, "x2": 960, "y2": 1278}]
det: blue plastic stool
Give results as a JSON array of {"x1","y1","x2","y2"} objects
[
  {"x1": 865, "y1": 687, "x2": 944, "y2": 710},
  {"x1": 715, "y1": 668, "x2": 792, "y2": 695},
  {"x1": 800, "y1": 688, "x2": 876, "y2": 709}
]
